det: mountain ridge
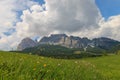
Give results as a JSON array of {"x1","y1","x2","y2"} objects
[{"x1": 17, "y1": 34, "x2": 120, "y2": 51}]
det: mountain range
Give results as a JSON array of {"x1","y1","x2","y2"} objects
[{"x1": 17, "y1": 34, "x2": 120, "y2": 51}]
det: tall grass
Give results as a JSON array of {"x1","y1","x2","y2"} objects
[{"x1": 0, "y1": 51, "x2": 120, "y2": 80}]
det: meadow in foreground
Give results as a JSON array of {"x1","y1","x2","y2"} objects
[{"x1": 0, "y1": 51, "x2": 120, "y2": 80}]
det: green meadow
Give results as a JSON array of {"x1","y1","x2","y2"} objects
[{"x1": 0, "y1": 51, "x2": 120, "y2": 80}]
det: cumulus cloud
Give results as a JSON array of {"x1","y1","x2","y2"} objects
[
  {"x1": 0, "y1": 0, "x2": 120, "y2": 50},
  {"x1": 71, "y1": 15, "x2": 120, "y2": 41},
  {"x1": 16, "y1": 0, "x2": 101, "y2": 37},
  {"x1": 0, "y1": 34, "x2": 19, "y2": 50},
  {"x1": 0, "y1": 0, "x2": 38, "y2": 50},
  {"x1": 98, "y1": 15, "x2": 120, "y2": 40},
  {"x1": 0, "y1": 0, "x2": 16, "y2": 35},
  {"x1": 0, "y1": 0, "x2": 37, "y2": 36},
  {"x1": 14, "y1": 0, "x2": 38, "y2": 11}
]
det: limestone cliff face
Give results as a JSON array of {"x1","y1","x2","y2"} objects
[
  {"x1": 39, "y1": 34, "x2": 91, "y2": 48},
  {"x1": 17, "y1": 34, "x2": 120, "y2": 51},
  {"x1": 60, "y1": 36, "x2": 80, "y2": 48},
  {"x1": 17, "y1": 37, "x2": 37, "y2": 51},
  {"x1": 39, "y1": 34, "x2": 120, "y2": 49},
  {"x1": 40, "y1": 34, "x2": 67, "y2": 44}
]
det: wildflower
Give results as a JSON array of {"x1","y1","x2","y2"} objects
[{"x1": 44, "y1": 64, "x2": 47, "y2": 67}]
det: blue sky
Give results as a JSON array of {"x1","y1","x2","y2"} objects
[
  {"x1": 96, "y1": 0, "x2": 120, "y2": 19},
  {"x1": 34, "y1": 0, "x2": 45, "y2": 5}
]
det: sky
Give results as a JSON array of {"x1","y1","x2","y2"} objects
[
  {"x1": 96, "y1": 0, "x2": 120, "y2": 19},
  {"x1": 0, "y1": 0, "x2": 120, "y2": 50}
]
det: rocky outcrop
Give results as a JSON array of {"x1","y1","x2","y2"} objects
[
  {"x1": 17, "y1": 37, "x2": 37, "y2": 51},
  {"x1": 91, "y1": 37, "x2": 120, "y2": 49},
  {"x1": 39, "y1": 34, "x2": 120, "y2": 49},
  {"x1": 17, "y1": 34, "x2": 120, "y2": 51},
  {"x1": 39, "y1": 34, "x2": 81, "y2": 48},
  {"x1": 40, "y1": 34, "x2": 67, "y2": 44}
]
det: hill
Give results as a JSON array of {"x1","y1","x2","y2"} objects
[
  {"x1": 1, "y1": 51, "x2": 120, "y2": 80},
  {"x1": 21, "y1": 44, "x2": 104, "y2": 58},
  {"x1": 20, "y1": 44, "x2": 120, "y2": 58}
]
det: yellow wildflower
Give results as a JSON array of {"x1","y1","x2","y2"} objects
[{"x1": 44, "y1": 64, "x2": 47, "y2": 67}]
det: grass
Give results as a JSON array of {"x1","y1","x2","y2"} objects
[{"x1": 0, "y1": 51, "x2": 120, "y2": 80}]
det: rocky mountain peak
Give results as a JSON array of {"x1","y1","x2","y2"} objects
[
  {"x1": 17, "y1": 37, "x2": 37, "y2": 51},
  {"x1": 17, "y1": 34, "x2": 120, "y2": 51},
  {"x1": 40, "y1": 34, "x2": 68, "y2": 44}
]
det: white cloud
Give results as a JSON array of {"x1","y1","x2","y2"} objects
[
  {"x1": 14, "y1": 0, "x2": 38, "y2": 11},
  {"x1": 0, "y1": 0, "x2": 16, "y2": 35},
  {"x1": 0, "y1": 0, "x2": 38, "y2": 36},
  {"x1": 16, "y1": 0, "x2": 102, "y2": 37},
  {"x1": 98, "y1": 15, "x2": 120, "y2": 40},
  {"x1": 0, "y1": 0, "x2": 38, "y2": 50},
  {"x1": 0, "y1": 0, "x2": 120, "y2": 51},
  {"x1": 0, "y1": 32, "x2": 19, "y2": 50},
  {"x1": 72, "y1": 15, "x2": 120, "y2": 41}
]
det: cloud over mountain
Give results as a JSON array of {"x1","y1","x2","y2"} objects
[
  {"x1": 98, "y1": 15, "x2": 120, "y2": 40},
  {"x1": 0, "y1": 0, "x2": 120, "y2": 50}
]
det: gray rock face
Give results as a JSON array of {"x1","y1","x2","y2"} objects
[
  {"x1": 17, "y1": 37, "x2": 37, "y2": 51},
  {"x1": 40, "y1": 34, "x2": 67, "y2": 44},
  {"x1": 39, "y1": 34, "x2": 91, "y2": 48},
  {"x1": 18, "y1": 34, "x2": 120, "y2": 51},
  {"x1": 39, "y1": 34, "x2": 120, "y2": 49},
  {"x1": 91, "y1": 37, "x2": 120, "y2": 49}
]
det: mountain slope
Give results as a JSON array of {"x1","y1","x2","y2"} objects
[
  {"x1": 17, "y1": 34, "x2": 120, "y2": 52},
  {"x1": 92, "y1": 37, "x2": 120, "y2": 50},
  {"x1": 17, "y1": 37, "x2": 37, "y2": 51}
]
